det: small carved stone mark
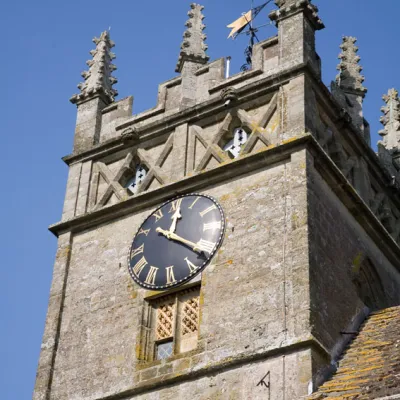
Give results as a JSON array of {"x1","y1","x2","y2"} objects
[{"x1": 257, "y1": 371, "x2": 270, "y2": 389}]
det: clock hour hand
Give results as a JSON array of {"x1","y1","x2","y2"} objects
[
  {"x1": 156, "y1": 227, "x2": 202, "y2": 253},
  {"x1": 169, "y1": 204, "x2": 182, "y2": 233}
]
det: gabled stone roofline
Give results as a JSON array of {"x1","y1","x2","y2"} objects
[{"x1": 52, "y1": 134, "x2": 400, "y2": 275}]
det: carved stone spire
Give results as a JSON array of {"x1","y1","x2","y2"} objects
[
  {"x1": 336, "y1": 36, "x2": 367, "y2": 95},
  {"x1": 176, "y1": 3, "x2": 209, "y2": 73},
  {"x1": 379, "y1": 89, "x2": 400, "y2": 150},
  {"x1": 70, "y1": 31, "x2": 118, "y2": 105},
  {"x1": 331, "y1": 36, "x2": 369, "y2": 141}
]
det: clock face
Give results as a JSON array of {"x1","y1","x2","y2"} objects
[{"x1": 128, "y1": 194, "x2": 225, "y2": 290}]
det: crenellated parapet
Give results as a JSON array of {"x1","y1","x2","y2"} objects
[
  {"x1": 175, "y1": 3, "x2": 209, "y2": 73},
  {"x1": 70, "y1": 31, "x2": 118, "y2": 105}
]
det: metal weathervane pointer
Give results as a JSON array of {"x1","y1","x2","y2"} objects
[{"x1": 226, "y1": 1, "x2": 273, "y2": 71}]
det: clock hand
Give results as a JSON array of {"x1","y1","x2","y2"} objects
[
  {"x1": 169, "y1": 204, "x2": 182, "y2": 233},
  {"x1": 156, "y1": 227, "x2": 201, "y2": 253}
]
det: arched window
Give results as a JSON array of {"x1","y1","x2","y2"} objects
[{"x1": 352, "y1": 257, "x2": 387, "y2": 310}]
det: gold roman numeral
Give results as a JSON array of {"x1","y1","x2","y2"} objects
[
  {"x1": 132, "y1": 256, "x2": 148, "y2": 276},
  {"x1": 199, "y1": 204, "x2": 217, "y2": 217},
  {"x1": 169, "y1": 198, "x2": 183, "y2": 213},
  {"x1": 138, "y1": 228, "x2": 150, "y2": 236},
  {"x1": 166, "y1": 266, "x2": 177, "y2": 285},
  {"x1": 189, "y1": 196, "x2": 200, "y2": 210},
  {"x1": 145, "y1": 266, "x2": 158, "y2": 285},
  {"x1": 196, "y1": 239, "x2": 216, "y2": 254},
  {"x1": 184, "y1": 257, "x2": 197, "y2": 273},
  {"x1": 203, "y1": 221, "x2": 221, "y2": 232},
  {"x1": 153, "y1": 209, "x2": 163, "y2": 222},
  {"x1": 131, "y1": 243, "x2": 144, "y2": 259}
]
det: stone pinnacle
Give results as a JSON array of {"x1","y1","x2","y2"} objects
[
  {"x1": 70, "y1": 31, "x2": 118, "y2": 104},
  {"x1": 336, "y1": 36, "x2": 367, "y2": 95},
  {"x1": 176, "y1": 3, "x2": 209, "y2": 73},
  {"x1": 379, "y1": 89, "x2": 400, "y2": 150}
]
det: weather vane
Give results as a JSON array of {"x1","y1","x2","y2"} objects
[{"x1": 227, "y1": 0, "x2": 273, "y2": 71}]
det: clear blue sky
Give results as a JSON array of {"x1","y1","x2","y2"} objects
[{"x1": 1, "y1": 1, "x2": 398, "y2": 398}]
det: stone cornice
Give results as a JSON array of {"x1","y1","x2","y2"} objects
[{"x1": 51, "y1": 135, "x2": 400, "y2": 274}]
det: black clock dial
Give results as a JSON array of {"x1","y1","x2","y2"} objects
[{"x1": 128, "y1": 194, "x2": 225, "y2": 290}]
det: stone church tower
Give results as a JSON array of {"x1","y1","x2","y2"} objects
[{"x1": 34, "y1": 1, "x2": 400, "y2": 399}]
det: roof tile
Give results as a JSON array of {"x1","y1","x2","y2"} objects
[{"x1": 308, "y1": 306, "x2": 400, "y2": 399}]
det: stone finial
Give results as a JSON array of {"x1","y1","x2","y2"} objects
[
  {"x1": 336, "y1": 36, "x2": 367, "y2": 95},
  {"x1": 70, "y1": 31, "x2": 118, "y2": 105},
  {"x1": 379, "y1": 89, "x2": 400, "y2": 150},
  {"x1": 269, "y1": 0, "x2": 324, "y2": 30},
  {"x1": 176, "y1": 3, "x2": 209, "y2": 73}
]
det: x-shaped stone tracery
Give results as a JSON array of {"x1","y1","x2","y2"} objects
[
  {"x1": 190, "y1": 92, "x2": 278, "y2": 172},
  {"x1": 92, "y1": 134, "x2": 174, "y2": 210},
  {"x1": 94, "y1": 153, "x2": 134, "y2": 210},
  {"x1": 137, "y1": 134, "x2": 173, "y2": 192}
]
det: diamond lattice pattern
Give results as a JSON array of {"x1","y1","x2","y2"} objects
[
  {"x1": 181, "y1": 296, "x2": 199, "y2": 336},
  {"x1": 156, "y1": 301, "x2": 175, "y2": 340}
]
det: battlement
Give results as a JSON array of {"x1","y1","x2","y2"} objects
[{"x1": 72, "y1": 35, "x2": 283, "y2": 149}]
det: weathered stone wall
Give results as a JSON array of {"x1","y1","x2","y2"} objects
[
  {"x1": 307, "y1": 158, "x2": 400, "y2": 354},
  {"x1": 47, "y1": 152, "x2": 315, "y2": 400},
  {"x1": 128, "y1": 349, "x2": 313, "y2": 400}
]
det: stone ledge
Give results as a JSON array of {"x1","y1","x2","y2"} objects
[{"x1": 96, "y1": 337, "x2": 327, "y2": 400}]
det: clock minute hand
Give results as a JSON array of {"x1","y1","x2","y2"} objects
[{"x1": 156, "y1": 228, "x2": 200, "y2": 253}]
